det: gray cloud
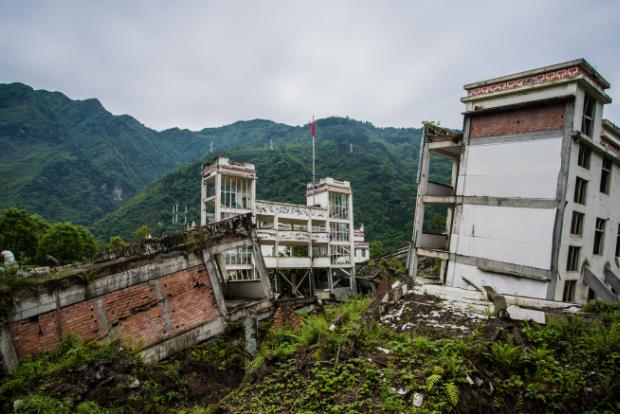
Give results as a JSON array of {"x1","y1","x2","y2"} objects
[{"x1": 1, "y1": 0, "x2": 619, "y2": 131}]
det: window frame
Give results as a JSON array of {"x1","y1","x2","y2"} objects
[
  {"x1": 574, "y1": 177, "x2": 588, "y2": 205},
  {"x1": 600, "y1": 157, "x2": 612, "y2": 194},
  {"x1": 581, "y1": 94, "x2": 595, "y2": 137},
  {"x1": 577, "y1": 143, "x2": 591, "y2": 169},
  {"x1": 570, "y1": 211, "x2": 585, "y2": 236},
  {"x1": 593, "y1": 218, "x2": 606, "y2": 255},
  {"x1": 566, "y1": 246, "x2": 581, "y2": 272},
  {"x1": 562, "y1": 280, "x2": 577, "y2": 302}
]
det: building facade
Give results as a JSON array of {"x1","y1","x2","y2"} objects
[
  {"x1": 354, "y1": 224, "x2": 370, "y2": 264},
  {"x1": 409, "y1": 59, "x2": 620, "y2": 303},
  {"x1": 201, "y1": 157, "x2": 364, "y2": 297}
]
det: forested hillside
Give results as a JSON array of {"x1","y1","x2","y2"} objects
[
  {"x1": 94, "y1": 118, "x2": 430, "y2": 251},
  {"x1": 1, "y1": 83, "x2": 453, "y2": 251}
]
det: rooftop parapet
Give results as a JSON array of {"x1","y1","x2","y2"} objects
[
  {"x1": 306, "y1": 177, "x2": 352, "y2": 195},
  {"x1": 202, "y1": 156, "x2": 256, "y2": 178},
  {"x1": 462, "y1": 59, "x2": 611, "y2": 104}
]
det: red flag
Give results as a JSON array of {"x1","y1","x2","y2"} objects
[{"x1": 311, "y1": 117, "x2": 315, "y2": 138}]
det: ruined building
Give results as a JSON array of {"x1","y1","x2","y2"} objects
[
  {"x1": 0, "y1": 215, "x2": 273, "y2": 373},
  {"x1": 200, "y1": 157, "x2": 366, "y2": 298},
  {"x1": 409, "y1": 59, "x2": 620, "y2": 303}
]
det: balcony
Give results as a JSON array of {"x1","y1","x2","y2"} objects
[
  {"x1": 422, "y1": 181, "x2": 457, "y2": 205},
  {"x1": 416, "y1": 233, "x2": 450, "y2": 260},
  {"x1": 278, "y1": 230, "x2": 311, "y2": 242},
  {"x1": 312, "y1": 257, "x2": 330, "y2": 268},
  {"x1": 311, "y1": 231, "x2": 330, "y2": 243},
  {"x1": 263, "y1": 256, "x2": 312, "y2": 269}
]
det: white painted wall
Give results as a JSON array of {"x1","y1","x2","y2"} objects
[
  {"x1": 446, "y1": 261, "x2": 548, "y2": 299},
  {"x1": 451, "y1": 205, "x2": 556, "y2": 269},
  {"x1": 457, "y1": 137, "x2": 563, "y2": 199}
]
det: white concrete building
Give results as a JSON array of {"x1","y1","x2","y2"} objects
[
  {"x1": 409, "y1": 59, "x2": 620, "y2": 303},
  {"x1": 354, "y1": 225, "x2": 370, "y2": 264},
  {"x1": 201, "y1": 157, "x2": 363, "y2": 297}
]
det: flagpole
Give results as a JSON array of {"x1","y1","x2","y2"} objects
[{"x1": 312, "y1": 115, "x2": 316, "y2": 183}]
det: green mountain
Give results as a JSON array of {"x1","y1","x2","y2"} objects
[
  {"x1": 94, "y1": 118, "x2": 432, "y2": 251},
  {"x1": 0, "y1": 83, "x2": 187, "y2": 224},
  {"x1": 1, "y1": 82, "x2": 451, "y2": 251}
]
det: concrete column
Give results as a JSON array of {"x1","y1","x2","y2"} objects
[{"x1": 0, "y1": 322, "x2": 18, "y2": 374}]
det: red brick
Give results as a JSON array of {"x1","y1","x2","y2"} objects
[{"x1": 469, "y1": 102, "x2": 565, "y2": 139}]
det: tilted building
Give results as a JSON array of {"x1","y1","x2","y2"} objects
[
  {"x1": 409, "y1": 59, "x2": 620, "y2": 303},
  {"x1": 201, "y1": 157, "x2": 365, "y2": 297}
]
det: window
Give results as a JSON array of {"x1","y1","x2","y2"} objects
[
  {"x1": 330, "y1": 222, "x2": 350, "y2": 242},
  {"x1": 600, "y1": 158, "x2": 612, "y2": 194},
  {"x1": 577, "y1": 144, "x2": 591, "y2": 169},
  {"x1": 228, "y1": 269, "x2": 255, "y2": 281},
  {"x1": 277, "y1": 245, "x2": 291, "y2": 257},
  {"x1": 570, "y1": 211, "x2": 584, "y2": 235},
  {"x1": 224, "y1": 246, "x2": 252, "y2": 265},
  {"x1": 291, "y1": 245, "x2": 308, "y2": 257},
  {"x1": 581, "y1": 94, "x2": 595, "y2": 137},
  {"x1": 261, "y1": 245, "x2": 274, "y2": 257},
  {"x1": 329, "y1": 193, "x2": 349, "y2": 219},
  {"x1": 206, "y1": 181, "x2": 216, "y2": 197},
  {"x1": 312, "y1": 245, "x2": 328, "y2": 257},
  {"x1": 220, "y1": 176, "x2": 252, "y2": 209},
  {"x1": 562, "y1": 280, "x2": 577, "y2": 302},
  {"x1": 616, "y1": 224, "x2": 620, "y2": 258},
  {"x1": 574, "y1": 177, "x2": 588, "y2": 205},
  {"x1": 331, "y1": 245, "x2": 351, "y2": 265},
  {"x1": 593, "y1": 218, "x2": 606, "y2": 255},
  {"x1": 312, "y1": 222, "x2": 326, "y2": 232},
  {"x1": 567, "y1": 246, "x2": 581, "y2": 271}
]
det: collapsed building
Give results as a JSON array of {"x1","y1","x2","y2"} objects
[
  {"x1": 0, "y1": 215, "x2": 272, "y2": 373},
  {"x1": 409, "y1": 59, "x2": 620, "y2": 304},
  {"x1": 200, "y1": 157, "x2": 367, "y2": 298}
]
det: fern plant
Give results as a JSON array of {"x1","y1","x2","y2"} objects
[
  {"x1": 426, "y1": 373, "x2": 441, "y2": 391},
  {"x1": 444, "y1": 382, "x2": 459, "y2": 406}
]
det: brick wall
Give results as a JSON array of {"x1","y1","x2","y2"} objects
[
  {"x1": 8, "y1": 264, "x2": 222, "y2": 360},
  {"x1": 469, "y1": 102, "x2": 565, "y2": 139}
]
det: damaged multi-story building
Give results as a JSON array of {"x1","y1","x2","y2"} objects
[
  {"x1": 409, "y1": 59, "x2": 620, "y2": 303},
  {"x1": 200, "y1": 157, "x2": 367, "y2": 298}
]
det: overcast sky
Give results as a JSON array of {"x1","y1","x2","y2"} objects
[{"x1": 1, "y1": 0, "x2": 619, "y2": 131}]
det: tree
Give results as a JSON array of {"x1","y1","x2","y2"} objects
[
  {"x1": 0, "y1": 208, "x2": 49, "y2": 263},
  {"x1": 107, "y1": 236, "x2": 126, "y2": 250},
  {"x1": 37, "y1": 222, "x2": 97, "y2": 265},
  {"x1": 370, "y1": 240, "x2": 385, "y2": 258},
  {"x1": 134, "y1": 225, "x2": 152, "y2": 240}
]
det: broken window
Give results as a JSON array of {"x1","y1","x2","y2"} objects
[
  {"x1": 562, "y1": 280, "x2": 577, "y2": 302},
  {"x1": 312, "y1": 245, "x2": 328, "y2": 257},
  {"x1": 224, "y1": 246, "x2": 252, "y2": 265},
  {"x1": 330, "y1": 222, "x2": 350, "y2": 242},
  {"x1": 574, "y1": 177, "x2": 588, "y2": 205},
  {"x1": 291, "y1": 245, "x2": 309, "y2": 257},
  {"x1": 581, "y1": 94, "x2": 595, "y2": 137},
  {"x1": 277, "y1": 245, "x2": 291, "y2": 257},
  {"x1": 577, "y1": 143, "x2": 591, "y2": 169},
  {"x1": 570, "y1": 211, "x2": 584, "y2": 236},
  {"x1": 329, "y1": 193, "x2": 349, "y2": 219},
  {"x1": 600, "y1": 157, "x2": 612, "y2": 194},
  {"x1": 593, "y1": 218, "x2": 606, "y2": 255},
  {"x1": 220, "y1": 176, "x2": 252, "y2": 209},
  {"x1": 228, "y1": 269, "x2": 255, "y2": 281},
  {"x1": 330, "y1": 245, "x2": 351, "y2": 265},
  {"x1": 261, "y1": 244, "x2": 274, "y2": 257},
  {"x1": 566, "y1": 246, "x2": 581, "y2": 271}
]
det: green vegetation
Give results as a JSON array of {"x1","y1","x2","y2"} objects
[
  {"x1": 0, "y1": 208, "x2": 98, "y2": 266},
  {"x1": 0, "y1": 208, "x2": 49, "y2": 263},
  {"x1": 93, "y1": 117, "x2": 451, "y2": 251},
  {"x1": 218, "y1": 299, "x2": 620, "y2": 413},
  {"x1": 0, "y1": 335, "x2": 245, "y2": 413},
  {"x1": 1, "y1": 83, "x2": 454, "y2": 251},
  {"x1": 1, "y1": 299, "x2": 619, "y2": 413}
]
